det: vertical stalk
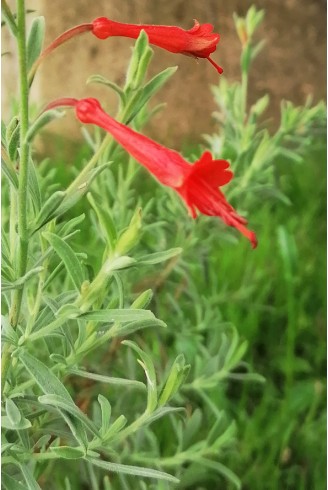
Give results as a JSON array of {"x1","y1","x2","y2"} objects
[
  {"x1": 240, "y1": 40, "x2": 249, "y2": 122},
  {"x1": 10, "y1": 0, "x2": 30, "y2": 326},
  {"x1": 9, "y1": 186, "x2": 17, "y2": 262},
  {"x1": 241, "y1": 70, "x2": 248, "y2": 120},
  {"x1": 2, "y1": 0, "x2": 30, "y2": 393}
]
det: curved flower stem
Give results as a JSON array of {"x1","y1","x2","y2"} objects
[
  {"x1": 2, "y1": 0, "x2": 30, "y2": 394},
  {"x1": 28, "y1": 23, "x2": 92, "y2": 83}
]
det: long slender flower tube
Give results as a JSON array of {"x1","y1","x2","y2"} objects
[
  {"x1": 45, "y1": 98, "x2": 256, "y2": 247},
  {"x1": 30, "y1": 18, "x2": 223, "y2": 79},
  {"x1": 91, "y1": 18, "x2": 223, "y2": 74}
]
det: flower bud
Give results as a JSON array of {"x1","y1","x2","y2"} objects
[{"x1": 115, "y1": 207, "x2": 142, "y2": 255}]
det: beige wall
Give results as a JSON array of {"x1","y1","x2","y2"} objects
[{"x1": 2, "y1": 0, "x2": 326, "y2": 147}]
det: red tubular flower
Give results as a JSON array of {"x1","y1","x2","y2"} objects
[
  {"x1": 32, "y1": 18, "x2": 223, "y2": 76},
  {"x1": 91, "y1": 18, "x2": 223, "y2": 74},
  {"x1": 45, "y1": 98, "x2": 256, "y2": 247}
]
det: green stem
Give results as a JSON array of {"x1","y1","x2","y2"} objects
[
  {"x1": 25, "y1": 235, "x2": 48, "y2": 336},
  {"x1": 66, "y1": 135, "x2": 112, "y2": 193},
  {"x1": 11, "y1": 0, "x2": 30, "y2": 322},
  {"x1": 285, "y1": 280, "x2": 297, "y2": 388},
  {"x1": 27, "y1": 316, "x2": 67, "y2": 342},
  {"x1": 9, "y1": 185, "x2": 17, "y2": 263},
  {"x1": 241, "y1": 70, "x2": 248, "y2": 120},
  {"x1": 132, "y1": 451, "x2": 198, "y2": 468},
  {"x1": 88, "y1": 411, "x2": 150, "y2": 452},
  {"x1": 2, "y1": 0, "x2": 30, "y2": 394}
]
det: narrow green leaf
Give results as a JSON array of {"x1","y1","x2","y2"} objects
[
  {"x1": 105, "y1": 256, "x2": 136, "y2": 271},
  {"x1": 33, "y1": 434, "x2": 52, "y2": 450},
  {"x1": 1, "y1": 317, "x2": 18, "y2": 345},
  {"x1": 131, "y1": 289, "x2": 153, "y2": 309},
  {"x1": 103, "y1": 476, "x2": 111, "y2": 490},
  {"x1": 28, "y1": 157, "x2": 42, "y2": 213},
  {"x1": 142, "y1": 66, "x2": 177, "y2": 102},
  {"x1": 81, "y1": 127, "x2": 96, "y2": 150},
  {"x1": 64, "y1": 477, "x2": 73, "y2": 490},
  {"x1": 87, "y1": 74, "x2": 126, "y2": 103},
  {"x1": 227, "y1": 372, "x2": 266, "y2": 382},
  {"x1": 33, "y1": 191, "x2": 66, "y2": 230},
  {"x1": 56, "y1": 303, "x2": 81, "y2": 319},
  {"x1": 5, "y1": 116, "x2": 19, "y2": 146},
  {"x1": 2, "y1": 473, "x2": 27, "y2": 490},
  {"x1": 5, "y1": 398, "x2": 21, "y2": 425},
  {"x1": 43, "y1": 261, "x2": 65, "y2": 289},
  {"x1": 19, "y1": 463, "x2": 42, "y2": 490},
  {"x1": 54, "y1": 162, "x2": 110, "y2": 218},
  {"x1": 2, "y1": 266, "x2": 43, "y2": 291},
  {"x1": 226, "y1": 340, "x2": 248, "y2": 369},
  {"x1": 1, "y1": 442, "x2": 14, "y2": 454},
  {"x1": 78, "y1": 308, "x2": 155, "y2": 323},
  {"x1": 138, "y1": 247, "x2": 182, "y2": 265},
  {"x1": 1, "y1": 416, "x2": 32, "y2": 430},
  {"x1": 58, "y1": 410, "x2": 89, "y2": 450},
  {"x1": 279, "y1": 147, "x2": 303, "y2": 163},
  {"x1": 113, "y1": 273, "x2": 124, "y2": 308},
  {"x1": 19, "y1": 351, "x2": 73, "y2": 402},
  {"x1": 183, "y1": 409, "x2": 203, "y2": 449},
  {"x1": 126, "y1": 66, "x2": 177, "y2": 123},
  {"x1": 87, "y1": 192, "x2": 117, "y2": 251},
  {"x1": 115, "y1": 207, "x2": 142, "y2": 255},
  {"x1": 8, "y1": 124, "x2": 20, "y2": 161},
  {"x1": 250, "y1": 94, "x2": 269, "y2": 117},
  {"x1": 98, "y1": 394, "x2": 111, "y2": 435},
  {"x1": 87, "y1": 457, "x2": 179, "y2": 483},
  {"x1": 123, "y1": 341, "x2": 157, "y2": 412},
  {"x1": 198, "y1": 458, "x2": 241, "y2": 490},
  {"x1": 39, "y1": 394, "x2": 99, "y2": 437},
  {"x1": 1, "y1": 120, "x2": 7, "y2": 147},
  {"x1": 26, "y1": 16, "x2": 45, "y2": 72},
  {"x1": 110, "y1": 317, "x2": 166, "y2": 337},
  {"x1": 211, "y1": 420, "x2": 237, "y2": 451},
  {"x1": 1, "y1": 150, "x2": 19, "y2": 188},
  {"x1": 49, "y1": 446, "x2": 85, "y2": 459},
  {"x1": 135, "y1": 42, "x2": 153, "y2": 86},
  {"x1": 58, "y1": 213, "x2": 85, "y2": 237},
  {"x1": 251, "y1": 39, "x2": 266, "y2": 61},
  {"x1": 69, "y1": 368, "x2": 146, "y2": 390},
  {"x1": 43, "y1": 231, "x2": 85, "y2": 291},
  {"x1": 33, "y1": 305, "x2": 55, "y2": 332},
  {"x1": 1, "y1": 1, "x2": 18, "y2": 37},
  {"x1": 26, "y1": 109, "x2": 64, "y2": 142},
  {"x1": 159, "y1": 355, "x2": 190, "y2": 406},
  {"x1": 145, "y1": 406, "x2": 185, "y2": 426},
  {"x1": 101, "y1": 415, "x2": 127, "y2": 442},
  {"x1": 125, "y1": 30, "x2": 150, "y2": 90},
  {"x1": 277, "y1": 226, "x2": 298, "y2": 278}
]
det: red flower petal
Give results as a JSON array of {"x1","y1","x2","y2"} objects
[{"x1": 190, "y1": 151, "x2": 233, "y2": 187}]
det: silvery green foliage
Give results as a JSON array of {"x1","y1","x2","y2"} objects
[{"x1": 1, "y1": 13, "x2": 246, "y2": 489}]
